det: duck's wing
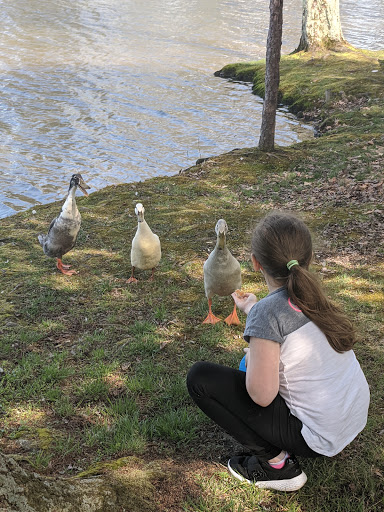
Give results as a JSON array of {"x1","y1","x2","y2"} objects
[
  {"x1": 47, "y1": 215, "x2": 59, "y2": 236},
  {"x1": 38, "y1": 215, "x2": 58, "y2": 248}
]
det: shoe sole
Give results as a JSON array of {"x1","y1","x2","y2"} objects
[{"x1": 227, "y1": 461, "x2": 307, "y2": 491}]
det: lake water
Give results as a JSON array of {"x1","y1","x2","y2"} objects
[{"x1": 0, "y1": 0, "x2": 383, "y2": 218}]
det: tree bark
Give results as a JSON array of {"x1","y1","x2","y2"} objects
[
  {"x1": 296, "y1": 0, "x2": 346, "y2": 52},
  {"x1": 258, "y1": 0, "x2": 283, "y2": 152}
]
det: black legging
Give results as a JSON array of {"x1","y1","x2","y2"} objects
[{"x1": 187, "y1": 361, "x2": 320, "y2": 462}]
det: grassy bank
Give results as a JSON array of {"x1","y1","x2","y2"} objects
[{"x1": 0, "y1": 48, "x2": 383, "y2": 511}]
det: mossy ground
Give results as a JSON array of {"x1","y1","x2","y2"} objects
[{"x1": 0, "y1": 48, "x2": 383, "y2": 511}]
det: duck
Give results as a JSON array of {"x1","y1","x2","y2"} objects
[
  {"x1": 38, "y1": 173, "x2": 90, "y2": 275},
  {"x1": 203, "y1": 219, "x2": 242, "y2": 325},
  {"x1": 128, "y1": 203, "x2": 161, "y2": 283}
]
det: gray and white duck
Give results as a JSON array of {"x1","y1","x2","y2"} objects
[
  {"x1": 128, "y1": 203, "x2": 161, "y2": 283},
  {"x1": 203, "y1": 219, "x2": 242, "y2": 325},
  {"x1": 38, "y1": 173, "x2": 90, "y2": 275}
]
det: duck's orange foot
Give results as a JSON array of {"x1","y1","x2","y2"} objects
[
  {"x1": 56, "y1": 259, "x2": 78, "y2": 276},
  {"x1": 148, "y1": 268, "x2": 156, "y2": 281},
  {"x1": 202, "y1": 312, "x2": 221, "y2": 324},
  {"x1": 127, "y1": 277, "x2": 138, "y2": 284},
  {"x1": 60, "y1": 268, "x2": 78, "y2": 276},
  {"x1": 224, "y1": 306, "x2": 240, "y2": 326}
]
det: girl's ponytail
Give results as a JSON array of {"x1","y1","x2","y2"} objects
[{"x1": 286, "y1": 265, "x2": 355, "y2": 353}]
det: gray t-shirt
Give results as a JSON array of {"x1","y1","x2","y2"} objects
[{"x1": 244, "y1": 287, "x2": 370, "y2": 456}]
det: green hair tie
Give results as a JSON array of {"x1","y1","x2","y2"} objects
[{"x1": 287, "y1": 260, "x2": 299, "y2": 271}]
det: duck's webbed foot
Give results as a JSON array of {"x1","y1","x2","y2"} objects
[
  {"x1": 127, "y1": 267, "x2": 138, "y2": 283},
  {"x1": 56, "y1": 258, "x2": 78, "y2": 276},
  {"x1": 202, "y1": 312, "x2": 221, "y2": 324},
  {"x1": 202, "y1": 298, "x2": 221, "y2": 324},
  {"x1": 224, "y1": 303, "x2": 240, "y2": 326}
]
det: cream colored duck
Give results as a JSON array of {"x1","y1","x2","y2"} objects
[
  {"x1": 128, "y1": 203, "x2": 161, "y2": 283},
  {"x1": 38, "y1": 174, "x2": 90, "y2": 275},
  {"x1": 203, "y1": 219, "x2": 242, "y2": 325}
]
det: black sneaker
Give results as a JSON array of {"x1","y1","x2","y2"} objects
[{"x1": 227, "y1": 454, "x2": 307, "y2": 491}]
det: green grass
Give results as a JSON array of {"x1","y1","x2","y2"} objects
[{"x1": 0, "y1": 47, "x2": 383, "y2": 510}]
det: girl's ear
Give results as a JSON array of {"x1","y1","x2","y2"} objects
[{"x1": 251, "y1": 254, "x2": 263, "y2": 272}]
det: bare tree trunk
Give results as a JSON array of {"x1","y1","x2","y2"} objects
[
  {"x1": 258, "y1": 0, "x2": 283, "y2": 152},
  {"x1": 296, "y1": 0, "x2": 346, "y2": 52}
]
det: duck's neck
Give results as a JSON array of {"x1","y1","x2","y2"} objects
[
  {"x1": 62, "y1": 185, "x2": 78, "y2": 218},
  {"x1": 137, "y1": 219, "x2": 152, "y2": 236},
  {"x1": 216, "y1": 234, "x2": 226, "y2": 251}
]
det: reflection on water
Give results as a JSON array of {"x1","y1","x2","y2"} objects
[{"x1": 0, "y1": 0, "x2": 382, "y2": 217}]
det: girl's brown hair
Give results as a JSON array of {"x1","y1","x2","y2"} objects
[{"x1": 251, "y1": 211, "x2": 355, "y2": 353}]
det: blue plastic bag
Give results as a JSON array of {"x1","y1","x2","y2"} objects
[{"x1": 239, "y1": 354, "x2": 247, "y2": 372}]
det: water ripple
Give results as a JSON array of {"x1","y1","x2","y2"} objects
[{"x1": 0, "y1": 0, "x2": 382, "y2": 217}]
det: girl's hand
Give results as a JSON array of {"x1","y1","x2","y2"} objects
[{"x1": 231, "y1": 292, "x2": 257, "y2": 315}]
